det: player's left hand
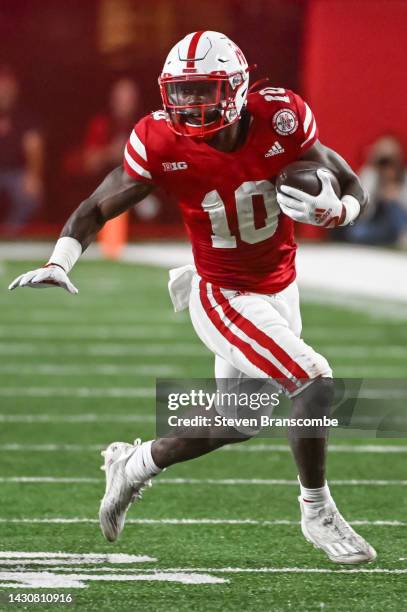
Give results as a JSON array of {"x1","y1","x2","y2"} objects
[{"x1": 277, "y1": 169, "x2": 345, "y2": 228}]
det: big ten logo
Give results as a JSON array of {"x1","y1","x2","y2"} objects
[{"x1": 162, "y1": 161, "x2": 189, "y2": 172}]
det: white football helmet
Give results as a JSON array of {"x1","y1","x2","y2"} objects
[{"x1": 158, "y1": 31, "x2": 250, "y2": 139}]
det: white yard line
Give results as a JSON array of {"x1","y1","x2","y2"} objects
[
  {"x1": 0, "y1": 572, "x2": 225, "y2": 587},
  {"x1": 0, "y1": 387, "x2": 154, "y2": 398},
  {"x1": 0, "y1": 316, "x2": 191, "y2": 329},
  {"x1": 0, "y1": 364, "x2": 181, "y2": 376},
  {"x1": 2, "y1": 344, "x2": 407, "y2": 359},
  {"x1": 0, "y1": 343, "x2": 206, "y2": 357},
  {"x1": 80, "y1": 567, "x2": 407, "y2": 575},
  {"x1": 0, "y1": 326, "x2": 179, "y2": 339},
  {"x1": 317, "y1": 346, "x2": 407, "y2": 358},
  {"x1": 3, "y1": 364, "x2": 406, "y2": 377},
  {"x1": 0, "y1": 552, "x2": 155, "y2": 563},
  {"x1": 1, "y1": 476, "x2": 407, "y2": 485},
  {"x1": 0, "y1": 517, "x2": 404, "y2": 526},
  {"x1": 161, "y1": 567, "x2": 407, "y2": 574},
  {"x1": 49, "y1": 567, "x2": 407, "y2": 575},
  {"x1": 223, "y1": 444, "x2": 407, "y2": 453},
  {"x1": 0, "y1": 444, "x2": 105, "y2": 451},
  {"x1": 14, "y1": 566, "x2": 402, "y2": 576},
  {"x1": 1, "y1": 443, "x2": 406, "y2": 453},
  {"x1": 304, "y1": 327, "x2": 407, "y2": 340},
  {"x1": 331, "y1": 367, "x2": 407, "y2": 376},
  {"x1": 2, "y1": 382, "x2": 407, "y2": 402},
  {"x1": 1, "y1": 386, "x2": 406, "y2": 399},
  {"x1": 0, "y1": 564, "x2": 405, "y2": 576},
  {"x1": 0, "y1": 414, "x2": 154, "y2": 423},
  {"x1": 0, "y1": 477, "x2": 101, "y2": 483},
  {"x1": 159, "y1": 478, "x2": 407, "y2": 486},
  {"x1": 3, "y1": 324, "x2": 407, "y2": 346}
]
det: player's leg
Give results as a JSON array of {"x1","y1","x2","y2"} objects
[
  {"x1": 99, "y1": 428, "x2": 250, "y2": 542},
  {"x1": 162, "y1": 276, "x2": 330, "y2": 470},
  {"x1": 189, "y1": 277, "x2": 376, "y2": 563},
  {"x1": 292, "y1": 389, "x2": 376, "y2": 564},
  {"x1": 288, "y1": 377, "x2": 376, "y2": 562},
  {"x1": 192, "y1": 278, "x2": 333, "y2": 485},
  {"x1": 99, "y1": 358, "x2": 251, "y2": 542},
  {"x1": 270, "y1": 282, "x2": 331, "y2": 487},
  {"x1": 149, "y1": 356, "x2": 251, "y2": 468},
  {"x1": 288, "y1": 375, "x2": 332, "y2": 487},
  {"x1": 99, "y1": 279, "x2": 272, "y2": 542},
  {"x1": 145, "y1": 278, "x2": 283, "y2": 473},
  {"x1": 271, "y1": 284, "x2": 377, "y2": 563},
  {"x1": 100, "y1": 276, "x2": 375, "y2": 561},
  {"x1": 151, "y1": 356, "x2": 255, "y2": 467}
]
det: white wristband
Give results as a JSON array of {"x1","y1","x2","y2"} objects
[
  {"x1": 47, "y1": 237, "x2": 82, "y2": 273},
  {"x1": 341, "y1": 195, "x2": 361, "y2": 226}
]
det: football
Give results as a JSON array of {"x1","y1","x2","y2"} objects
[{"x1": 275, "y1": 160, "x2": 341, "y2": 198}]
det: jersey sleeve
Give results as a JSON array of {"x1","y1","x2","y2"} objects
[
  {"x1": 292, "y1": 93, "x2": 319, "y2": 151},
  {"x1": 123, "y1": 117, "x2": 154, "y2": 183}
]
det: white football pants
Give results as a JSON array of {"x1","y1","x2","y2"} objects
[{"x1": 188, "y1": 274, "x2": 332, "y2": 397}]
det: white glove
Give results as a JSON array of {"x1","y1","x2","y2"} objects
[
  {"x1": 277, "y1": 169, "x2": 346, "y2": 228},
  {"x1": 8, "y1": 264, "x2": 78, "y2": 294}
]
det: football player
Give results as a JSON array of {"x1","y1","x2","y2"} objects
[{"x1": 9, "y1": 31, "x2": 376, "y2": 564}]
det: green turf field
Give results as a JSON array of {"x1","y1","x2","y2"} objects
[{"x1": 0, "y1": 260, "x2": 407, "y2": 611}]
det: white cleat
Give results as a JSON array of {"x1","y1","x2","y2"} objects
[
  {"x1": 99, "y1": 439, "x2": 151, "y2": 542},
  {"x1": 299, "y1": 497, "x2": 377, "y2": 564}
]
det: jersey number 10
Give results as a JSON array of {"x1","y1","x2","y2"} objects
[{"x1": 201, "y1": 180, "x2": 280, "y2": 248}]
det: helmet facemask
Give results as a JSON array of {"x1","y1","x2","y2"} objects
[{"x1": 159, "y1": 72, "x2": 246, "y2": 139}]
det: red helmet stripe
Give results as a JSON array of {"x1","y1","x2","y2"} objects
[{"x1": 186, "y1": 31, "x2": 205, "y2": 68}]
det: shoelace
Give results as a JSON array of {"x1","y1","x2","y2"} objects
[{"x1": 321, "y1": 507, "x2": 356, "y2": 540}]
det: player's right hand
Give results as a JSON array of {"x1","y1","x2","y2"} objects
[{"x1": 8, "y1": 264, "x2": 79, "y2": 294}]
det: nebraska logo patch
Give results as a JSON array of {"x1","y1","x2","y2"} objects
[{"x1": 272, "y1": 109, "x2": 298, "y2": 135}]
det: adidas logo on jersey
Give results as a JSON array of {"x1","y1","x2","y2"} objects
[
  {"x1": 265, "y1": 141, "x2": 285, "y2": 157},
  {"x1": 162, "y1": 161, "x2": 188, "y2": 171}
]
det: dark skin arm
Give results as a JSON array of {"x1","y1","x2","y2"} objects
[
  {"x1": 61, "y1": 167, "x2": 154, "y2": 250},
  {"x1": 300, "y1": 140, "x2": 369, "y2": 218}
]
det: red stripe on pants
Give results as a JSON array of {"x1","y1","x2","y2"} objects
[
  {"x1": 211, "y1": 285, "x2": 309, "y2": 381},
  {"x1": 199, "y1": 280, "x2": 297, "y2": 393}
]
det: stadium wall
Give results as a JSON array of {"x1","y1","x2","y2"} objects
[{"x1": 302, "y1": 0, "x2": 407, "y2": 168}]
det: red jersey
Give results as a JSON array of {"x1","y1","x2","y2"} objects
[{"x1": 123, "y1": 87, "x2": 318, "y2": 293}]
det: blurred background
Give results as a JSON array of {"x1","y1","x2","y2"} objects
[{"x1": 1, "y1": 0, "x2": 407, "y2": 247}]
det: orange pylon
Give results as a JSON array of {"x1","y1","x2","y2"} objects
[{"x1": 98, "y1": 211, "x2": 129, "y2": 259}]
